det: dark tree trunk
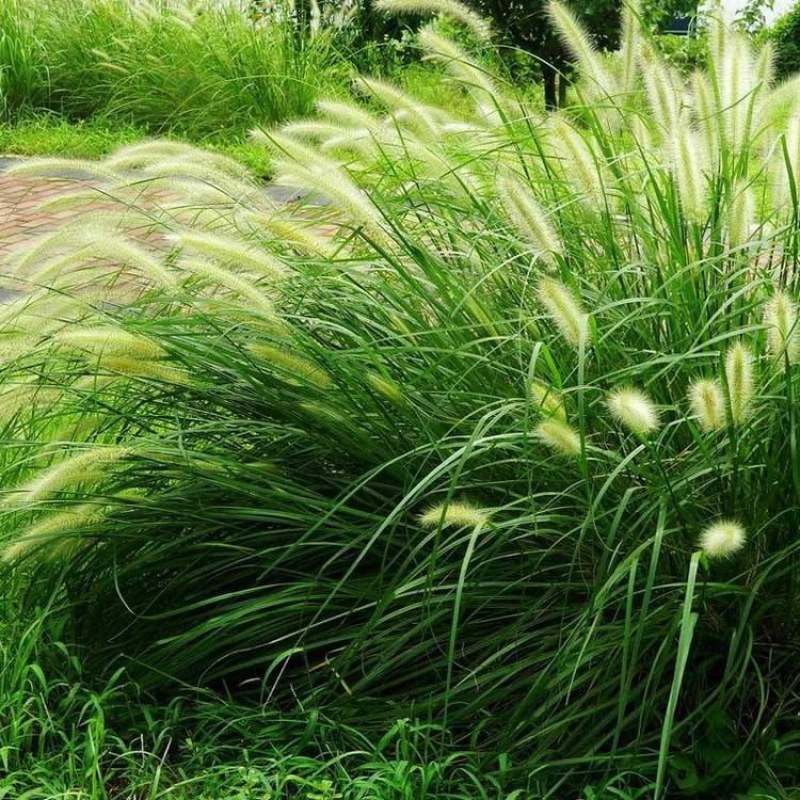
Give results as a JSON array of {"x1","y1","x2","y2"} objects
[
  {"x1": 558, "y1": 73, "x2": 568, "y2": 108},
  {"x1": 542, "y1": 63, "x2": 558, "y2": 112}
]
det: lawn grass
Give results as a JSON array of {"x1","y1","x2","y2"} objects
[{"x1": 0, "y1": 115, "x2": 274, "y2": 176}]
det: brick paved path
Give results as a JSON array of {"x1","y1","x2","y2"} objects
[
  {"x1": 0, "y1": 170, "x2": 101, "y2": 262},
  {"x1": 0, "y1": 161, "x2": 340, "y2": 270}
]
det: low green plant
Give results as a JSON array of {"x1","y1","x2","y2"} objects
[
  {"x1": 766, "y1": 1, "x2": 800, "y2": 80},
  {"x1": 0, "y1": 0, "x2": 347, "y2": 135},
  {"x1": 0, "y1": 115, "x2": 274, "y2": 175},
  {"x1": 4, "y1": 0, "x2": 800, "y2": 796}
]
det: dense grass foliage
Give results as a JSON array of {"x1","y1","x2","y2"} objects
[
  {"x1": 0, "y1": 0, "x2": 347, "y2": 135},
  {"x1": 3, "y1": 1, "x2": 800, "y2": 796}
]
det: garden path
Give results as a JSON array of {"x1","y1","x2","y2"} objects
[{"x1": 0, "y1": 159, "x2": 339, "y2": 268}]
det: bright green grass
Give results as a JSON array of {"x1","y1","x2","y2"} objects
[{"x1": 0, "y1": 115, "x2": 273, "y2": 177}]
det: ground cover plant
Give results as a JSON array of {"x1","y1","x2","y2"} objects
[
  {"x1": 0, "y1": 0, "x2": 349, "y2": 136},
  {"x1": 2, "y1": 0, "x2": 800, "y2": 796}
]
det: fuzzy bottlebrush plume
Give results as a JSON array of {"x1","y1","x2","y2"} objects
[
  {"x1": 698, "y1": 519, "x2": 747, "y2": 559},
  {"x1": 548, "y1": 117, "x2": 608, "y2": 209},
  {"x1": 56, "y1": 328, "x2": 166, "y2": 361},
  {"x1": 2, "y1": 502, "x2": 108, "y2": 563},
  {"x1": 693, "y1": 71, "x2": 721, "y2": 172},
  {"x1": 497, "y1": 175, "x2": 563, "y2": 267},
  {"x1": 548, "y1": 1, "x2": 615, "y2": 102},
  {"x1": 98, "y1": 358, "x2": 190, "y2": 385},
  {"x1": 537, "y1": 278, "x2": 589, "y2": 349},
  {"x1": 620, "y1": 0, "x2": 642, "y2": 96},
  {"x1": 417, "y1": 26, "x2": 499, "y2": 101},
  {"x1": 375, "y1": 0, "x2": 492, "y2": 41},
  {"x1": 534, "y1": 418, "x2": 581, "y2": 457},
  {"x1": 317, "y1": 99, "x2": 382, "y2": 132},
  {"x1": 367, "y1": 373, "x2": 405, "y2": 405},
  {"x1": 725, "y1": 342, "x2": 755, "y2": 425},
  {"x1": 171, "y1": 231, "x2": 289, "y2": 281},
  {"x1": 607, "y1": 387, "x2": 660, "y2": 436},
  {"x1": 248, "y1": 343, "x2": 333, "y2": 389},
  {"x1": 669, "y1": 127, "x2": 708, "y2": 223},
  {"x1": 177, "y1": 259, "x2": 278, "y2": 317},
  {"x1": 353, "y1": 76, "x2": 441, "y2": 139},
  {"x1": 688, "y1": 379, "x2": 726, "y2": 432},
  {"x1": 255, "y1": 130, "x2": 393, "y2": 247},
  {"x1": 764, "y1": 290, "x2": 800, "y2": 364},
  {"x1": 530, "y1": 380, "x2": 567, "y2": 421},
  {"x1": 642, "y1": 55, "x2": 682, "y2": 135},
  {"x1": 3, "y1": 446, "x2": 132, "y2": 509},
  {"x1": 728, "y1": 181, "x2": 756, "y2": 250},
  {"x1": 419, "y1": 499, "x2": 490, "y2": 529}
]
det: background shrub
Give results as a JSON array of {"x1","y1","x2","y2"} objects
[{"x1": 768, "y1": 1, "x2": 800, "y2": 80}]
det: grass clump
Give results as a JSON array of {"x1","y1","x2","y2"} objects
[
  {"x1": 0, "y1": 0, "x2": 348, "y2": 136},
  {"x1": 3, "y1": 1, "x2": 800, "y2": 796}
]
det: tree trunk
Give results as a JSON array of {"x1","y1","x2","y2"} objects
[
  {"x1": 558, "y1": 73, "x2": 568, "y2": 108},
  {"x1": 543, "y1": 64, "x2": 558, "y2": 112}
]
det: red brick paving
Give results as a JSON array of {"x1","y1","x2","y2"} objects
[
  {"x1": 0, "y1": 173, "x2": 103, "y2": 261},
  {"x1": 0, "y1": 166, "x2": 343, "y2": 280}
]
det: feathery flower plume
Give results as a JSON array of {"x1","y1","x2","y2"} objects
[
  {"x1": 530, "y1": 380, "x2": 566, "y2": 421},
  {"x1": 764, "y1": 290, "x2": 800, "y2": 363},
  {"x1": 725, "y1": 342, "x2": 755, "y2": 424},
  {"x1": 172, "y1": 231, "x2": 288, "y2": 280},
  {"x1": 549, "y1": 117, "x2": 606, "y2": 208},
  {"x1": 367, "y1": 373, "x2": 405, "y2": 405},
  {"x1": 718, "y1": 34, "x2": 758, "y2": 155},
  {"x1": 317, "y1": 99, "x2": 382, "y2": 131},
  {"x1": 534, "y1": 418, "x2": 581, "y2": 457},
  {"x1": 728, "y1": 181, "x2": 755, "y2": 250},
  {"x1": 3, "y1": 446, "x2": 132, "y2": 509},
  {"x1": 375, "y1": 0, "x2": 491, "y2": 41},
  {"x1": 6, "y1": 158, "x2": 117, "y2": 181},
  {"x1": 688, "y1": 379, "x2": 725, "y2": 431},
  {"x1": 537, "y1": 278, "x2": 589, "y2": 348},
  {"x1": 497, "y1": 175, "x2": 563, "y2": 267},
  {"x1": 57, "y1": 328, "x2": 166, "y2": 360},
  {"x1": 419, "y1": 499, "x2": 490, "y2": 529},
  {"x1": 248, "y1": 343, "x2": 333, "y2": 389},
  {"x1": 178, "y1": 258, "x2": 277, "y2": 317},
  {"x1": 257, "y1": 130, "x2": 393, "y2": 247},
  {"x1": 246, "y1": 214, "x2": 337, "y2": 260},
  {"x1": 643, "y1": 56, "x2": 681, "y2": 134},
  {"x1": 607, "y1": 387, "x2": 660, "y2": 436},
  {"x1": 354, "y1": 76, "x2": 440, "y2": 139},
  {"x1": 693, "y1": 71, "x2": 721, "y2": 171},
  {"x1": 99, "y1": 357, "x2": 191, "y2": 384},
  {"x1": 698, "y1": 519, "x2": 746, "y2": 559},
  {"x1": 2, "y1": 502, "x2": 107, "y2": 563},
  {"x1": 548, "y1": 1, "x2": 615, "y2": 100},
  {"x1": 417, "y1": 27, "x2": 498, "y2": 100},
  {"x1": 669, "y1": 127, "x2": 708, "y2": 223},
  {"x1": 620, "y1": 0, "x2": 641, "y2": 96}
]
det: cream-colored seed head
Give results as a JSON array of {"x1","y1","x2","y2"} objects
[
  {"x1": 607, "y1": 387, "x2": 660, "y2": 436},
  {"x1": 764, "y1": 290, "x2": 800, "y2": 363},
  {"x1": 534, "y1": 418, "x2": 581, "y2": 457},
  {"x1": 688, "y1": 379, "x2": 725, "y2": 431},
  {"x1": 537, "y1": 278, "x2": 589, "y2": 349},
  {"x1": 699, "y1": 519, "x2": 746, "y2": 559},
  {"x1": 419, "y1": 500, "x2": 490, "y2": 529},
  {"x1": 724, "y1": 342, "x2": 755, "y2": 425}
]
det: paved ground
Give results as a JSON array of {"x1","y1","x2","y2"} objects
[
  {"x1": 0, "y1": 160, "x2": 339, "y2": 267},
  {"x1": 0, "y1": 169, "x2": 101, "y2": 260}
]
